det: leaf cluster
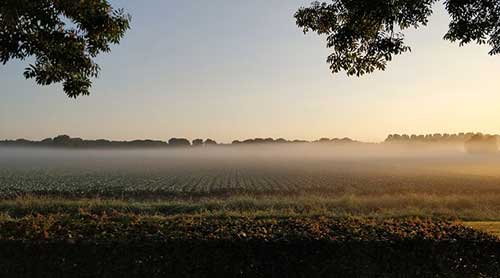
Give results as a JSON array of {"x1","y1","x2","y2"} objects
[
  {"x1": 295, "y1": 0, "x2": 500, "y2": 76},
  {"x1": 0, "y1": 0, "x2": 130, "y2": 97}
]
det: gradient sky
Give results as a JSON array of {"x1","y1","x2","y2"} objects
[{"x1": 1, "y1": 1, "x2": 500, "y2": 143}]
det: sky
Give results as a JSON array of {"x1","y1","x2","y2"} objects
[{"x1": 1, "y1": 1, "x2": 500, "y2": 143}]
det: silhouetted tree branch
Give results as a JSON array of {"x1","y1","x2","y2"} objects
[
  {"x1": 295, "y1": 0, "x2": 500, "y2": 76},
  {"x1": 0, "y1": 0, "x2": 130, "y2": 97}
]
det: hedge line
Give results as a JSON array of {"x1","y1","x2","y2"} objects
[
  {"x1": 0, "y1": 215, "x2": 494, "y2": 241},
  {"x1": 1, "y1": 216, "x2": 499, "y2": 277}
]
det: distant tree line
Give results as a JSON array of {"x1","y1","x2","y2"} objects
[
  {"x1": 0, "y1": 135, "x2": 357, "y2": 149},
  {"x1": 385, "y1": 133, "x2": 500, "y2": 144},
  {"x1": 0, "y1": 135, "x2": 169, "y2": 149},
  {"x1": 3, "y1": 134, "x2": 499, "y2": 150},
  {"x1": 386, "y1": 133, "x2": 500, "y2": 153},
  {"x1": 232, "y1": 137, "x2": 354, "y2": 145}
]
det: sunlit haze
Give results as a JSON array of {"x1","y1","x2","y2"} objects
[{"x1": 2, "y1": 1, "x2": 500, "y2": 143}]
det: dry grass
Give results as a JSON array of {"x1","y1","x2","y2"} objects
[
  {"x1": 2, "y1": 193, "x2": 500, "y2": 221},
  {"x1": 464, "y1": 222, "x2": 500, "y2": 237}
]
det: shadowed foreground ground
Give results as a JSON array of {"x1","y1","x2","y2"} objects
[{"x1": 0, "y1": 215, "x2": 499, "y2": 278}]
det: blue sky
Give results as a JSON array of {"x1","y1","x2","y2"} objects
[{"x1": 2, "y1": 1, "x2": 500, "y2": 143}]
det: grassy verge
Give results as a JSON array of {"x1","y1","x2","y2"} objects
[
  {"x1": 464, "y1": 222, "x2": 500, "y2": 237},
  {"x1": 2, "y1": 194, "x2": 500, "y2": 221}
]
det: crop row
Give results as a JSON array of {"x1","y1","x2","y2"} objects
[{"x1": 2, "y1": 166, "x2": 500, "y2": 198}]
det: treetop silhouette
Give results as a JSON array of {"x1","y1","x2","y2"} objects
[
  {"x1": 295, "y1": 0, "x2": 500, "y2": 76},
  {"x1": 0, "y1": 0, "x2": 130, "y2": 97}
]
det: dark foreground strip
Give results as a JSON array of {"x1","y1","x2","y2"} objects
[
  {"x1": 0, "y1": 217, "x2": 499, "y2": 277},
  {"x1": 0, "y1": 240, "x2": 499, "y2": 278}
]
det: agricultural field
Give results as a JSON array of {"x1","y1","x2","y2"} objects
[
  {"x1": 2, "y1": 146, "x2": 500, "y2": 220},
  {"x1": 1, "y1": 146, "x2": 500, "y2": 277}
]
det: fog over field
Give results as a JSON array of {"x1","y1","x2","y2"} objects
[
  {"x1": 1, "y1": 144, "x2": 500, "y2": 193},
  {"x1": 1, "y1": 144, "x2": 500, "y2": 220},
  {"x1": 0, "y1": 143, "x2": 496, "y2": 174}
]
